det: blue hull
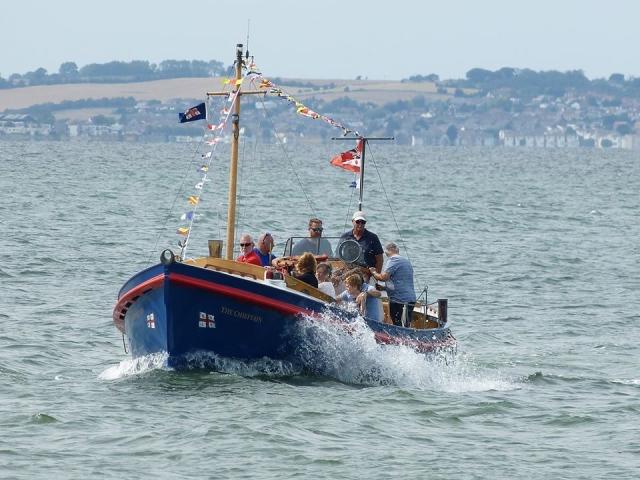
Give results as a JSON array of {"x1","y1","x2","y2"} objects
[{"x1": 113, "y1": 262, "x2": 454, "y2": 369}]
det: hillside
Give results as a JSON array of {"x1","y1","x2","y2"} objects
[
  {"x1": 0, "y1": 77, "x2": 447, "y2": 112},
  {"x1": 3, "y1": 69, "x2": 636, "y2": 150}
]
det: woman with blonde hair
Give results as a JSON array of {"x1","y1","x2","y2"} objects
[{"x1": 292, "y1": 252, "x2": 318, "y2": 288}]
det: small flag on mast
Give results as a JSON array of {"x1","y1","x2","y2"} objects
[
  {"x1": 178, "y1": 103, "x2": 206, "y2": 123},
  {"x1": 329, "y1": 139, "x2": 363, "y2": 173}
]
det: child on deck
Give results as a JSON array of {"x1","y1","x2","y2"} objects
[{"x1": 336, "y1": 273, "x2": 383, "y2": 322}]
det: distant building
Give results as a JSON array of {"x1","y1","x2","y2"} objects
[{"x1": 0, "y1": 114, "x2": 52, "y2": 136}]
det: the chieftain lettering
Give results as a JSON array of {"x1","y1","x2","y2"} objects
[{"x1": 220, "y1": 306, "x2": 262, "y2": 323}]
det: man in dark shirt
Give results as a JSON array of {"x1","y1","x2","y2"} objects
[{"x1": 339, "y1": 211, "x2": 383, "y2": 272}]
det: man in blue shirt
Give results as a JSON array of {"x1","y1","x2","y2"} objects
[
  {"x1": 339, "y1": 211, "x2": 383, "y2": 272},
  {"x1": 370, "y1": 242, "x2": 416, "y2": 327},
  {"x1": 253, "y1": 232, "x2": 277, "y2": 267}
]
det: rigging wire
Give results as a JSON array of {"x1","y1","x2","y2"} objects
[
  {"x1": 232, "y1": 135, "x2": 286, "y2": 252},
  {"x1": 366, "y1": 145, "x2": 426, "y2": 289},
  {"x1": 250, "y1": 79, "x2": 316, "y2": 216},
  {"x1": 146, "y1": 136, "x2": 205, "y2": 266},
  {"x1": 180, "y1": 89, "x2": 237, "y2": 259},
  {"x1": 147, "y1": 87, "x2": 235, "y2": 264}
]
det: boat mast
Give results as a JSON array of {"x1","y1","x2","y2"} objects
[
  {"x1": 225, "y1": 44, "x2": 244, "y2": 260},
  {"x1": 206, "y1": 44, "x2": 263, "y2": 260}
]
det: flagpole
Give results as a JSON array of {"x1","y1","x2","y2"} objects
[{"x1": 358, "y1": 140, "x2": 366, "y2": 211}]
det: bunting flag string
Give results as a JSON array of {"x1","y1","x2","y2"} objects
[
  {"x1": 242, "y1": 60, "x2": 363, "y2": 188},
  {"x1": 176, "y1": 84, "x2": 241, "y2": 257},
  {"x1": 244, "y1": 64, "x2": 361, "y2": 138},
  {"x1": 176, "y1": 57, "x2": 364, "y2": 256}
]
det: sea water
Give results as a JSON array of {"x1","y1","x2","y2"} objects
[{"x1": 0, "y1": 140, "x2": 638, "y2": 479}]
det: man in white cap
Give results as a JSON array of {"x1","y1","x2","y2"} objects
[{"x1": 339, "y1": 211, "x2": 383, "y2": 272}]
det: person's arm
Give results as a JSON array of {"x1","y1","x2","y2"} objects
[
  {"x1": 357, "y1": 286, "x2": 380, "y2": 303},
  {"x1": 374, "y1": 254, "x2": 383, "y2": 273},
  {"x1": 365, "y1": 285, "x2": 381, "y2": 298},
  {"x1": 371, "y1": 233, "x2": 384, "y2": 273},
  {"x1": 370, "y1": 267, "x2": 390, "y2": 281}
]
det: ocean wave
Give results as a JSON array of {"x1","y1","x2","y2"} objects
[{"x1": 611, "y1": 378, "x2": 640, "y2": 386}]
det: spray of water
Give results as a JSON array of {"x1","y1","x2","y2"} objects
[
  {"x1": 177, "y1": 351, "x2": 302, "y2": 377},
  {"x1": 100, "y1": 312, "x2": 519, "y2": 392},
  {"x1": 98, "y1": 351, "x2": 302, "y2": 381},
  {"x1": 98, "y1": 352, "x2": 169, "y2": 380},
  {"x1": 291, "y1": 311, "x2": 519, "y2": 392}
]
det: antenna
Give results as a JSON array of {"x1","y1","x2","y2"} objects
[{"x1": 245, "y1": 19, "x2": 250, "y2": 59}]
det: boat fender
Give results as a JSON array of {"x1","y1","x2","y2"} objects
[
  {"x1": 437, "y1": 298, "x2": 448, "y2": 326},
  {"x1": 160, "y1": 249, "x2": 175, "y2": 265}
]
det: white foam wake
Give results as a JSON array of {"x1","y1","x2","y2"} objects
[
  {"x1": 293, "y1": 312, "x2": 519, "y2": 392},
  {"x1": 179, "y1": 351, "x2": 302, "y2": 377},
  {"x1": 99, "y1": 313, "x2": 520, "y2": 392},
  {"x1": 98, "y1": 352, "x2": 169, "y2": 380}
]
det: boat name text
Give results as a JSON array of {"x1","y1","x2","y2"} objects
[{"x1": 220, "y1": 306, "x2": 262, "y2": 323}]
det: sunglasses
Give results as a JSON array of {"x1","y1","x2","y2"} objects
[
  {"x1": 240, "y1": 242, "x2": 252, "y2": 247},
  {"x1": 310, "y1": 227, "x2": 323, "y2": 232},
  {"x1": 354, "y1": 220, "x2": 366, "y2": 225}
]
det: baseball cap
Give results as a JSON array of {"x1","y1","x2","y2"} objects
[{"x1": 352, "y1": 211, "x2": 366, "y2": 221}]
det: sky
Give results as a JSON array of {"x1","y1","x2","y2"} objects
[{"x1": 2, "y1": 0, "x2": 640, "y2": 81}]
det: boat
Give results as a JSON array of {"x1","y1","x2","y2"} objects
[{"x1": 112, "y1": 44, "x2": 455, "y2": 370}]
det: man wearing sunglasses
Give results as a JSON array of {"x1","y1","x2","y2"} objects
[
  {"x1": 340, "y1": 211, "x2": 383, "y2": 273},
  {"x1": 292, "y1": 218, "x2": 333, "y2": 257},
  {"x1": 236, "y1": 233, "x2": 262, "y2": 266}
]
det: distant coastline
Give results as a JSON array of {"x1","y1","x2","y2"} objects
[{"x1": 1, "y1": 62, "x2": 638, "y2": 149}]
